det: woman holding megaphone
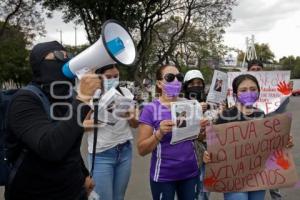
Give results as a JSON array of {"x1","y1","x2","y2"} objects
[{"x1": 84, "y1": 64, "x2": 138, "y2": 200}]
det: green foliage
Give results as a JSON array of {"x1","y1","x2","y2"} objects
[
  {"x1": 0, "y1": 22, "x2": 32, "y2": 87},
  {"x1": 237, "y1": 43, "x2": 275, "y2": 64},
  {"x1": 279, "y1": 56, "x2": 300, "y2": 79},
  {"x1": 40, "y1": 0, "x2": 237, "y2": 85},
  {"x1": 254, "y1": 43, "x2": 275, "y2": 63},
  {"x1": 0, "y1": 0, "x2": 45, "y2": 42}
]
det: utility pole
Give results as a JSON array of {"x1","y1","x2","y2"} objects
[
  {"x1": 56, "y1": 29, "x2": 62, "y2": 44},
  {"x1": 74, "y1": 26, "x2": 77, "y2": 50}
]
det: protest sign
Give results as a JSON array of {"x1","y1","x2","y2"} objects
[
  {"x1": 227, "y1": 71, "x2": 291, "y2": 114},
  {"x1": 204, "y1": 113, "x2": 298, "y2": 192},
  {"x1": 170, "y1": 100, "x2": 202, "y2": 144},
  {"x1": 207, "y1": 70, "x2": 228, "y2": 104}
]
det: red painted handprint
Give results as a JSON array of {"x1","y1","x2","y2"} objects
[
  {"x1": 204, "y1": 174, "x2": 218, "y2": 187},
  {"x1": 277, "y1": 81, "x2": 292, "y2": 96},
  {"x1": 272, "y1": 149, "x2": 290, "y2": 170}
]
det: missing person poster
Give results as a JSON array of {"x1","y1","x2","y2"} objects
[
  {"x1": 204, "y1": 113, "x2": 298, "y2": 192},
  {"x1": 170, "y1": 100, "x2": 202, "y2": 144},
  {"x1": 227, "y1": 71, "x2": 291, "y2": 114},
  {"x1": 207, "y1": 70, "x2": 228, "y2": 104}
]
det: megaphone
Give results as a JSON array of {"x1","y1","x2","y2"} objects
[{"x1": 62, "y1": 19, "x2": 136, "y2": 79}]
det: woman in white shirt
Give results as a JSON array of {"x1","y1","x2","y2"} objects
[{"x1": 85, "y1": 64, "x2": 138, "y2": 200}]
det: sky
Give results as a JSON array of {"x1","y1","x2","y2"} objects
[{"x1": 36, "y1": 0, "x2": 300, "y2": 60}]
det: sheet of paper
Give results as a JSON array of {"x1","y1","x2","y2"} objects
[{"x1": 170, "y1": 100, "x2": 202, "y2": 144}]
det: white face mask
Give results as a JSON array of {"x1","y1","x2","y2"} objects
[{"x1": 104, "y1": 77, "x2": 119, "y2": 92}]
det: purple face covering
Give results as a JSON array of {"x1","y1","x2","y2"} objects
[
  {"x1": 237, "y1": 91, "x2": 259, "y2": 106},
  {"x1": 163, "y1": 80, "x2": 182, "y2": 97}
]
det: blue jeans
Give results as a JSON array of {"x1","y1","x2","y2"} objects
[
  {"x1": 150, "y1": 176, "x2": 198, "y2": 200},
  {"x1": 88, "y1": 141, "x2": 132, "y2": 200},
  {"x1": 224, "y1": 190, "x2": 266, "y2": 200},
  {"x1": 197, "y1": 165, "x2": 210, "y2": 200}
]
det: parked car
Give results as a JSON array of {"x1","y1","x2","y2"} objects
[{"x1": 292, "y1": 89, "x2": 300, "y2": 96}]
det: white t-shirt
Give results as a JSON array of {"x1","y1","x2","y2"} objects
[{"x1": 87, "y1": 87, "x2": 134, "y2": 153}]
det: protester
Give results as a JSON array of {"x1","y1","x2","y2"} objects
[
  {"x1": 84, "y1": 64, "x2": 138, "y2": 200},
  {"x1": 213, "y1": 74, "x2": 293, "y2": 200},
  {"x1": 247, "y1": 59, "x2": 292, "y2": 200},
  {"x1": 183, "y1": 69, "x2": 210, "y2": 200},
  {"x1": 137, "y1": 65, "x2": 210, "y2": 200},
  {"x1": 6, "y1": 41, "x2": 100, "y2": 200},
  {"x1": 247, "y1": 59, "x2": 264, "y2": 71}
]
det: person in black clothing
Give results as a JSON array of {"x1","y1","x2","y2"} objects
[{"x1": 6, "y1": 41, "x2": 101, "y2": 200}]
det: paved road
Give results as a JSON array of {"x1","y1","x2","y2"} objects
[{"x1": 1, "y1": 96, "x2": 300, "y2": 200}]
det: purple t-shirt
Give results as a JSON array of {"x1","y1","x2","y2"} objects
[{"x1": 139, "y1": 99, "x2": 199, "y2": 182}]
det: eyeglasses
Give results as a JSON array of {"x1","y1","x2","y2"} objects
[
  {"x1": 163, "y1": 73, "x2": 184, "y2": 82},
  {"x1": 52, "y1": 51, "x2": 73, "y2": 62}
]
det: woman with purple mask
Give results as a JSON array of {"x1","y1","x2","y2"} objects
[
  {"x1": 137, "y1": 65, "x2": 210, "y2": 200},
  {"x1": 214, "y1": 74, "x2": 266, "y2": 200}
]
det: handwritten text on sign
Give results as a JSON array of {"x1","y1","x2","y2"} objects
[{"x1": 204, "y1": 114, "x2": 298, "y2": 192}]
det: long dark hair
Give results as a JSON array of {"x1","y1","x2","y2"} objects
[{"x1": 232, "y1": 74, "x2": 260, "y2": 96}]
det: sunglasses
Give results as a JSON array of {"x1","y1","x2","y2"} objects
[
  {"x1": 163, "y1": 73, "x2": 184, "y2": 82},
  {"x1": 52, "y1": 51, "x2": 73, "y2": 62}
]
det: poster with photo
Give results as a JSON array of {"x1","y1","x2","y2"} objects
[
  {"x1": 207, "y1": 70, "x2": 228, "y2": 104},
  {"x1": 170, "y1": 100, "x2": 202, "y2": 144}
]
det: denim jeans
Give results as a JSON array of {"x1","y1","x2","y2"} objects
[
  {"x1": 224, "y1": 190, "x2": 266, "y2": 200},
  {"x1": 150, "y1": 176, "x2": 198, "y2": 200},
  {"x1": 88, "y1": 141, "x2": 132, "y2": 200},
  {"x1": 197, "y1": 165, "x2": 210, "y2": 200}
]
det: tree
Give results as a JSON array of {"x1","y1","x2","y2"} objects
[
  {"x1": 237, "y1": 43, "x2": 275, "y2": 64},
  {"x1": 40, "y1": 0, "x2": 236, "y2": 85},
  {"x1": 0, "y1": 22, "x2": 32, "y2": 87},
  {"x1": 0, "y1": 0, "x2": 45, "y2": 41},
  {"x1": 279, "y1": 56, "x2": 300, "y2": 79}
]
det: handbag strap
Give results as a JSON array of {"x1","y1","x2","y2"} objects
[{"x1": 90, "y1": 99, "x2": 99, "y2": 177}]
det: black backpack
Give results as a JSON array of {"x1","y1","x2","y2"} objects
[{"x1": 0, "y1": 84, "x2": 50, "y2": 186}]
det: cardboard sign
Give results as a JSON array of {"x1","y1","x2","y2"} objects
[
  {"x1": 204, "y1": 113, "x2": 298, "y2": 192},
  {"x1": 227, "y1": 71, "x2": 291, "y2": 114}
]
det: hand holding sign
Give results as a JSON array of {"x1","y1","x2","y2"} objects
[
  {"x1": 277, "y1": 81, "x2": 292, "y2": 96},
  {"x1": 159, "y1": 120, "x2": 174, "y2": 135}
]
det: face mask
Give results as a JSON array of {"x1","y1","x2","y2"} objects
[
  {"x1": 38, "y1": 60, "x2": 74, "y2": 99},
  {"x1": 237, "y1": 91, "x2": 259, "y2": 106},
  {"x1": 163, "y1": 80, "x2": 182, "y2": 97},
  {"x1": 185, "y1": 86, "x2": 205, "y2": 102},
  {"x1": 104, "y1": 77, "x2": 119, "y2": 92}
]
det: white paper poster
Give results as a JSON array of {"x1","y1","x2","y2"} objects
[
  {"x1": 170, "y1": 100, "x2": 202, "y2": 144},
  {"x1": 227, "y1": 71, "x2": 291, "y2": 114},
  {"x1": 207, "y1": 70, "x2": 228, "y2": 104}
]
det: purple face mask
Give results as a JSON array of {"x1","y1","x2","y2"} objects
[
  {"x1": 237, "y1": 91, "x2": 259, "y2": 106},
  {"x1": 163, "y1": 80, "x2": 182, "y2": 97}
]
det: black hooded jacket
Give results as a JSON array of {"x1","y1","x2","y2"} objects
[{"x1": 6, "y1": 41, "x2": 91, "y2": 200}]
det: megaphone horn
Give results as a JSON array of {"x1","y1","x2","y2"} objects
[{"x1": 62, "y1": 19, "x2": 137, "y2": 79}]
